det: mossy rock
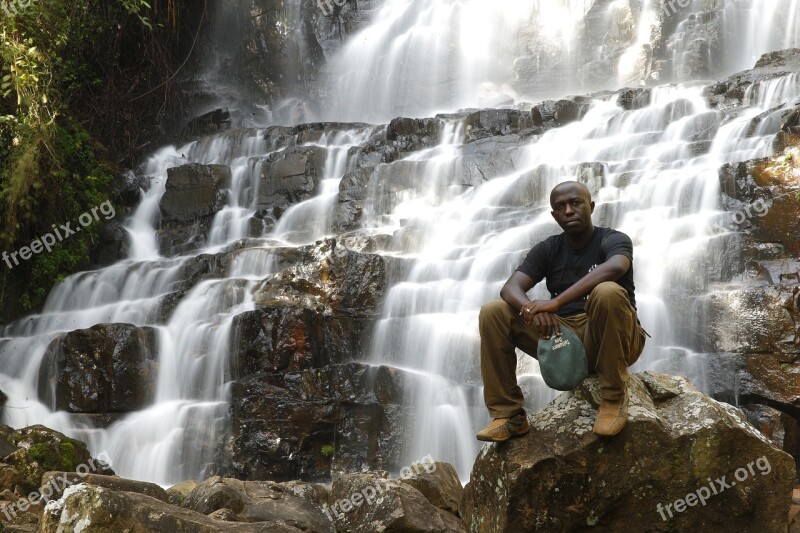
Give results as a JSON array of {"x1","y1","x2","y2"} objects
[{"x1": 5, "y1": 425, "x2": 102, "y2": 493}]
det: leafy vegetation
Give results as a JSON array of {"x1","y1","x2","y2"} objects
[{"x1": 0, "y1": 0, "x2": 193, "y2": 318}]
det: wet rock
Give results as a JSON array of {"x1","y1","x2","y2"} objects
[
  {"x1": 399, "y1": 461, "x2": 463, "y2": 516},
  {"x1": 183, "y1": 476, "x2": 332, "y2": 530},
  {"x1": 167, "y1": 480, "x2": 198, "y2": 506},
  {"x1": 1, "y1": 425, "x2": 113, "y2": 495},
  {"x1": 531, "y1": 98, "x2": 590, "y2": 127},
  {"x1": 386, "y1": 117, "x2": 443, "y2": 152},
  {"x1": 160, "y1": 164, "x2": 232, "y2": 223},
  {"x1": 110, "y1": 169, "x2": 148, "y2": 206},
  {"x1": 617, "y1": 87, "x2": 652, "y2": 110},
  {"x1": 38, "y1": 323, "x2": 158, "y2": 413},
  {"x1": 39, "y1": 484, "x2": 305, "y2": 532},
  {"x1": 463, "y1": 109, "x2": 532, "y2": 140},
  {"x1": 40, "y1": 472, "x2": 168, "y2": 502},
  {"x1": 332, "y1": 168, "x2": 372, "y2": 233},
  {"x1": 256, "y1": 146, "x2": 327, "y2": 218},
  {"x1": 328, "y1": 472, "x2": 465, "y2": 532},
  {"x1": 719, "y1": 147, "x2": 800, "y2": 255},
  {"x1": 462, "y1": 372, "x2": 795, "y2": 532},
  {"x1": 184, "y1": 107, "x2": 232, "y2": 139},
  {"x1": 221, "y1": 363, "x2": 409, "y2": 482},
  {"x1": 705, "y1": 48, "x2": 800, "y2": 109}
]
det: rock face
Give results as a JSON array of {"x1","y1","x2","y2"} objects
[
  {"x1": 37, "y1": 323, "x2": 158, "y2": 413},
  {"x1": 462, "y1": 373, "x2": 795, "y2": 532},
  {"x1": 329, "y1": 472, "x2": 465, "y2": 532},
  {"x1": 38, "y1": 484, "x2": 305, "y2": 533},
  {"x1": 158, "y1": 163, "x2": 232, "y2": 255}
]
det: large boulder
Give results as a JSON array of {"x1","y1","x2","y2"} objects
[
  {"x1": 38, "y1": 484, "x2": 304, "y2": 532},
  {"x1": 221, "y1": 363, "x2": 408, "y2": 482},
  {"x1": 462, "y1": 373, "x2": 795, "y2": 532},
  {"x1": 181, "y1": 476, "x2": 332, "y2": 530},
  {"x1": 328, "y1": 472, "x2": 465, "y2": 532},
  {"x1": 37, "y1": 323, "x2": 158, "y2": 413},
  {"x1": 159, "y1": 164, "x2": 231, "y2": 223},
  {"x1": 256, "y1": 146, "x2": 327, "y2": 218}
]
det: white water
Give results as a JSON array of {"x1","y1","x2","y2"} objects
[{"x1": 1, "y1": 0, "x2": 799, "y2": 484}]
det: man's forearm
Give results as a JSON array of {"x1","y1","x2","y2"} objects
[{"x1": 500, "y1": 284, "x2": 530, "y2": 312}]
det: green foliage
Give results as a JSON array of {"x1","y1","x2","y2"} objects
[{"x1": 321, "y1": 444, "x2": 335, "y2": 458}]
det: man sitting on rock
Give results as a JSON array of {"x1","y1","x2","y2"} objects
[{"x1": 477, "y1": 181, "x2": 647, "y2": 442}]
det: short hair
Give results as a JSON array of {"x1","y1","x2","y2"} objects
[{"x1": 550, "y1": 181, "x2": 592, "y2": 207}]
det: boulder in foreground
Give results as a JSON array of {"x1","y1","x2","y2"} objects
[{"x1": 462, "y1": 372, "x2": 795, "y2": 532}]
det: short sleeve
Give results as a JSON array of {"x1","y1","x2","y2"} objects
[
  {"x1": 516, "y1": 241, "x2": 549, "y2": 282},
  {"x1": 601, "y1": 230, "x2": 633, "y2": 261}
]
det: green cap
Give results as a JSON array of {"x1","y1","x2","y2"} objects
[{"x1": 536, "y1": 326, "x2": 588, "y2": 391}]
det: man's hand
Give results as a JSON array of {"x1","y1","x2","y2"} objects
[{"x1": 520, "y1": 299, "x2": 561, "y2": 338}]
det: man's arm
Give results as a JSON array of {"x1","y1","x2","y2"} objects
[
  {"x1": 522, "y1": 254, "x2": 631, "y2": 318},
  {"x1": 500, "y1": 271, "x2": 537, "y2": 313}
]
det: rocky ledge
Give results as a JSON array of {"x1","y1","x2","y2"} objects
[{"x1": 462, "y1": 372, "x2": 795, "y2": 532}]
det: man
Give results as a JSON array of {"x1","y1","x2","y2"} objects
[{"x1": 477, "y1": 181, "x2": 647, "y2": 442}]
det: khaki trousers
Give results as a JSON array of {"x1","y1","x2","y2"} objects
[{"x1": 479, "y1": 282, "x2": 646, "y2": 418}]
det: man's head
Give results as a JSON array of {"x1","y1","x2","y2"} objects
[{"x1": 550, "y1": 181, "x2": 595, "y2": 236}]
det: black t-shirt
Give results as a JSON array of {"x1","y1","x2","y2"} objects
[{"x1": 516, "y1": 227, "x2": 636, "y2": 316}]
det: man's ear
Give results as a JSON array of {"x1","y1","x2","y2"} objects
[
  {"x1": 590, "y1": 201, "x2": 595, "y2": 213},
  {"x1": 550, "y1": 209, "x2": 556, "y2": 220}
]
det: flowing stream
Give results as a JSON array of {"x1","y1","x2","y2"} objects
[{"x1": 1, "y1": 0, "x2": 799, "y2": 484}]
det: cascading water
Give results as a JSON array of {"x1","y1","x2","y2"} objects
[{"x1": 1, "y1": 0, "x2": 798, "y2": 485}]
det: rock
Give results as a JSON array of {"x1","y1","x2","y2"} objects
[
  {"x1": 182, "y1": 476, "x2": 333, "y2": 530},
  {"x1": 332, "y1": 168, "x2": 372, "y2": 233},
  {"x1": 399, "y1": 460, "x2": 463, "y2": 516},
  {"x1": 184, "y1": 107, "x2": 232, "y2": 139},
  {"x1": 167, "y1": 480, "x2": 198, "y2": 506},
  {"x1": 39, "y1": 484, "x2": 305, "y2": 532},
  {"x1": 256, "y1": 146, "x2": 326, "y2": 218},
  {"x1": 37, "y1": 323, "x2": 158, "y2": 413},
  {"x1": 531, "y1": 98, "x2": 590, "y2": 127},
  {"x1": 705, "y1": 48, "x2": 800, "y2": 109},
  {"x1": 386, "y1": 117, "x2": 443, "y2": 153},
  {"x1": 617, "y1": 88, "x2": 652, "y2": 110},
  {"x1": 463, "y1": 109, "x2": 532, "y2": 140},
  {"x1": 40, "y1": 472, "x2": 168, "y2": 502},
  {"x1": 1, "y1": 425, "x2": 113, "y2": 495},
  {"x1": 221, "y1": 363, "x2": 408, "y2": 482},
  {"x1": 160, "y1": 164, "x2": 232, "y2": 223},
  {"x1": 328, "y1": 472, "x2": 465, "y2": 532},
  {"x1": 462, "y1": 372, "x2": 795, "y2": 532},
  {"x1": 110, "y1": 169, "x2": 148, "y2": 206}
]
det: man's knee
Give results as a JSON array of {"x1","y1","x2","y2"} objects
[
  {"x1": 587, "y1": 282, "x2": 627, "y2": 309},
  {"x1": 479, "y1": 300, "x2": 515, "y2": 326}
]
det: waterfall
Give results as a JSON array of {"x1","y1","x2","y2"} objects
[{"x1": 1, "y1": 0, "x2": 798, "y2": 485}]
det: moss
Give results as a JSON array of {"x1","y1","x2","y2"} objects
[{"x1": 321, "y1": 444, "x2": 335, "y2": 458}]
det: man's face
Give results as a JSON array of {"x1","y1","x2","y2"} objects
[{"x1": 550, "y1": 185, "x2": 595, "y2": 235}]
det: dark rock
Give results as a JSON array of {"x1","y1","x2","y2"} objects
[
  {"x1": 221, "y1": 363, "x2": 409, "y2": 482},
  {"x1": 167, "y1": 480, "x2": 198, "y2": 507},
  {"x1": 461, "y1": 373, "x2": 795, "y2": 532},
  {"x1": 328, "y1": 472, "x2": 465, "y2": 532},
  {"x1": 617, "y1": 88, "x2": 652, "y2": 110},
  {"x1": 184, "y1": 108, "x2": 232, "y2": 139},
  {"x1": 705, "y1": 48, "x2": 800, "y2": 109},
  {"x1": 110, "y1": 170, "x2": 148, "y2": 206},
  {"x1": 39, "y1": 485, "x2": 305, "y2": 532},
  {"x1": 160, "y1": 164, "x2": 232, "y2": 223},
  {"x1": 2, "y1": 425, "x2": 114, "y2": 494},
  {"x1": 183, "y1": 476, "x2": 333, "y2": 530},
  {"x1": 531, "y1": 99, "x2": 589, "y2": 127},
  {"x1": 256, "y1": 146, "x2": 327, "y2": 218},
  {"x1": 386, "y1": 117, "x2": 443, "y2": 152},
  {"x1": 40, "y1": 472, "x2": 168, "y2": 503},
  {"x1": 332, "y1": 168, "x2": 372, "y2": 233},
  {"x1": 38, "y1": 323, "x2": 158, "y2": 413},
  {"x1": 463, "y1": 109, "x2": 532, "y2": 140},
  {"x1": 399, "y1": 461, "x2": 463, "y2": 516}
]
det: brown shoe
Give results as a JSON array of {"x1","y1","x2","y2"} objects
[
  {"x1": 593, "y1": 390, "x2": 629, "y2": 436},
  {"x1": 476, "y1": 412, "x2": 530, "y2": 442}
]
